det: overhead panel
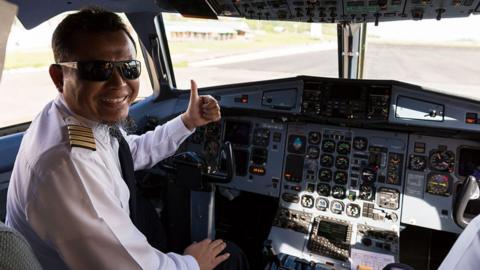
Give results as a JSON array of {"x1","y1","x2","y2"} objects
[{"x1": 207, "y1": 0, "x2": 480, "y2": 23}]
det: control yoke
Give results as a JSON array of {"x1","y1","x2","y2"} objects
[
  {"x1": 166, "y1": 141, "x2": 235, "y2": 190},
  {"x1": 453, "y1": 175, "x2": 480, "y2": 229}
]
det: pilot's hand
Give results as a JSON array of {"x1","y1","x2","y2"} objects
[
  {"x1": 181, "y1": 79, "x2": 221, "y2": 130},
  {"x1": 184, "y1": 239, "x2": 230, "y2": 270}
]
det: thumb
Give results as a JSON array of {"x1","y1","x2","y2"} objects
[{"x1": 189, "y1": 79, "x2": 199, "y2": 102}]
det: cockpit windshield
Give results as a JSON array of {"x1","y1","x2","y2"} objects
[
  {"x1": 166, "y1": 13, "x2": 480, "y2": 101},
  {"x1": 365, "y1": 15, "x2": 480, "y2": 100}
]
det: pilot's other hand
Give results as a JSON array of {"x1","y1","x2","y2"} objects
[
  {"x1": 182, "y1": 79, "x2": 221, "y2": 130},
  {"x1": 184, "y1": 238, "x2": 230, "y2": 270}
]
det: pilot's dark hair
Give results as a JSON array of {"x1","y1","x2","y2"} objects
[{"x1": 52, "y1": 7, "x2": 136, "y2": 62}]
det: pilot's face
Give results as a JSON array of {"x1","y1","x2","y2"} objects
[{"x1": 61, "y1": 30, "x2": 139, "y2": 124}]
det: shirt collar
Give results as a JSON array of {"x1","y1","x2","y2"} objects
[{"x1": 54, "y1": 94, "x2": 111, "y2": 141}]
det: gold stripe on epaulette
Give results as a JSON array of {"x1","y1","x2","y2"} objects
[
  {"x1": 68, "y1": 125, "x2": 93, "y2": 133},
  {"x1": 67, "y1": 124, "x2": 96, "y2": 151},
  {"x1": 68, "y1": 130, "x2": 94, "y2": 139},
  {"x1": 68, "y1": 134, "x2": 96, "y2": 144},
  {"x1": 70, "y1": 140, "x2": 96, "y2": 151}
]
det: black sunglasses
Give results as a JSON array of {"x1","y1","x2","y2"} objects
[{"x1": 56, "y1": 60, "x2": 141, "y2": 81}]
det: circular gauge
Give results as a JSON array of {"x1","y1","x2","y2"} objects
[
  {"x1": 359, "y1": 184, "x2": 375, "y2": 201},
  {"x1": 429, "y1": 150, "x2": 455, "y2": 172},
  {"x1": 253, "y1": 128, "x2": 270, "y2": 146},
  {"x1": 335, "y1": 156, "x2": 350, "y2": 170},
  {"x1": 331, "y1": 185, "x2": 346, "y2": 199},
  {"x1": 426, "y1": 173, "x2": 451, "y2": 196},
  {"x1": 322, "y1": 139, "x2": 336, "y2": 153},
  {"x1": 318, "y1": 168, "x2": 332, "y2": 182},
  {"x1": 307, "y1": 146, "x2": 320, "y2": 159},
  {"x1": 353, "y1": 137, "x2": 368, "y2": 151},
  {"x1": 317, "y1": 183, "x2": 331, "y2": 196},
  {"x1": 204, "y1": 140, "x2": 219, "y2": 158},
  {"x1": 346, "y1": 203, "x2": 361, "y2": 218},
  {"x1": 330, "y1": 200, "x2": 345, "y2": 214},
  {"x1": 409, "y1": 155, "x2": 426, "y2": 171},
  {"x1": 361, "y1": 168, "x2": 377, "y2": 184},
  {"x1": 316, "y1": 197, "x2": 329, "y2": 211},
  {"x1": 308, "y1": 132, "x2": 321, "y2": 145},
  {"x1": 337, "y1": 141, "x2": 351, "y2": 155},
  {"x1": 334, "y1": 171, "x2": 348, "y2": 185},
  {"x1": 301, "y1": 195, "x2": 315, "y2": 208},
  {"x1": 320, "y1": 154, "x2": 334, "y2": 167}
]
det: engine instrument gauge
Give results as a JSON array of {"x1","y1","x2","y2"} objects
[
  {"x1": 361, "y1": 168, "x2": 377, "y2": 184},
  {"x1": 426, "y1": 173, "x2": 452, "y2": 196},
  {"x1": 322, "y1": 139, "x2": 336, "y2": 153},
  {"x1": 335, "y1": 156, "x2": 350, "y2": 170},
  {"x1": 334, "y1": 171, "x2": 348, "y2": 185},
  {"x1": 429, "y1": 150, "x2": 455, "y2": 172},
  {"x1": 317, "y1": 183, "x2": 331, "y2": 196},
  {"x1": 332, "y1": 185, "x2": 347, "y2": 199},
  {"x1": 353, "y1": 137, "x2": 368, "y2": 151},
  {"x1": 319, "y1": 168, "x2": 332, "y2": 182},
  {"x1": 346, "y1": 203, "x2": 361, "y2": 218},
  {"x1": 330, "y1": 200, "x2": 345, "y2": 214},
  {"x1": 409, "y1": 155, "x2": 426, "y2": 171},
  {"x1": 320, "y1": 154, "x2": 334, "y2": 167},
  {"x1": 301, "y1": 195, "x2": 315, "y2": 208},
  {"x1": 316, "y1": 197, "x2": 329, "y2": 211},
  {"x1": 359, "y1": 184, "x2": 375, "y2": 201},
  {"x1": 337, "y1": 141, "x2": 351, "y2": 155}
]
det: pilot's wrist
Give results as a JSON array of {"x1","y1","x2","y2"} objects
[{"x1": 181, "y1": 113, "x2": 196, "y2": 131}]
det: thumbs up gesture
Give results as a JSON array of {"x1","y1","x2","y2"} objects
[{"x1": 181, "y1": 80, "x2": 221, "y2": 130}]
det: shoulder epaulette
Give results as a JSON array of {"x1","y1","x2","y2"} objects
[{"x1": 67, "y1": 125, "x2": 96, "y2": 151}]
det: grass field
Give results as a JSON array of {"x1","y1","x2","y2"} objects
[{"x1": 4, "y1": 50, "x2": 54, "y2": 70}]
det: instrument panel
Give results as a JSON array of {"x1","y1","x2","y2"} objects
[{"x1": 177, "y1": 76, "x2": 480, "y2": 267}]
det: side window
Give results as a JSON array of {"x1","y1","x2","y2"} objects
[{"x1": 0, "y1": 13, "x2": 152, "y2": 129}]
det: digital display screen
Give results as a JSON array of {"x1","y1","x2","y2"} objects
[
  {"x1": 317, "y1": 220, "x2": 348, "y2": 243},
  {"x1": 458, "y1": 148, "x2": 480, "y2": 177},
  {"x1": 224, "y1": 121, "x2": 251, "y2": 146},
  {"x1": 329, "y1": 84, "x2": 364, "y2": 100}
]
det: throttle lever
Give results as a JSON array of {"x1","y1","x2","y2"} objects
[{"x1": 454, "y1": 175, "x2": 480, "y2": 228}]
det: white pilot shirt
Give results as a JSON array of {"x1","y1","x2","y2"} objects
[
  {"x1": 438, "y1": 214, "x2": 480, "y2": 270},
  {"x1": 6, "y1": 94, "x2": 199, "y2": 270}
]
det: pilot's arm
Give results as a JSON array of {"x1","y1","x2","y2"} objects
[
  {"x1": 125, "y1": 115, "x2": 194, "y2": 171},
  {"x1": 125, "y1": 80, "x2": 220, "y2": 171},
  {"x1": 26, "y1": 147, "x2": 199, "y2": 270},
  {"x1": 438, "y1": 214, "x2": 480, "y2": 270}
]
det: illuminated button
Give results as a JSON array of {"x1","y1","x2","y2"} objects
[
  {"x1": 249, "y1": 166, "x2": 265, "y2": 175},
  {"x1": 466, "y1": 113, "x2": 477, "y2": 124},
  {"x1": 291, "y1": 185, "x2": 301, "y2": 192}
]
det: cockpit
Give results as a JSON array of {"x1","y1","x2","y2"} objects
[{"x1": 1, "y1": 0, "x2": 480, "y2": 269}]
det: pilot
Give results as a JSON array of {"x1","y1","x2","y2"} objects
[
  {"x1": 438, "y1": 209, "x2": 480, "y2": 269},
  {"x1": 5, "y1": 8, "x2": 246, "y2": 270}
]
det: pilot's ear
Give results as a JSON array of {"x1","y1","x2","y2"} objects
[{"x1": 49, "y1": 64, "x2": 64, "y2": 93}]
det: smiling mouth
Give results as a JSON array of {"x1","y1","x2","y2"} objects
[{"x1": 101, "y1": 95, "x2": 129, "y2": 105}]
